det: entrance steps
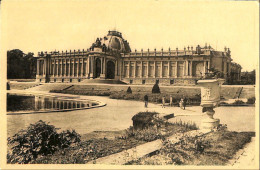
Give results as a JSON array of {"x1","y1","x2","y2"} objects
[{"x1": 80, "y1": 79, "x2": 126, "y2": 84}]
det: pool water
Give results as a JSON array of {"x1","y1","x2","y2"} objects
[{"x1": 7, "y1": 94, "x2": 98, "y2": 112}]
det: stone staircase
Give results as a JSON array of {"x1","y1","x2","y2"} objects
[
  {"x1": 81, "y1": 79, "x2": 127, "y2": 84},
  {"x1": 239, "y1": 87, "x2": 255, "y2": 99},
  {"x1": 26, "y1": 84, "x2": 73, "y2": 92}
]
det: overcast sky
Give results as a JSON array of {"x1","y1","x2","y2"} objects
[{"x1": 1, "y1": 0, "x2": 259, "y2": 71}]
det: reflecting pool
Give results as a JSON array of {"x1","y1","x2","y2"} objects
[{"x1": 7, "y1": 93, "x2": 98, "y2": 112}]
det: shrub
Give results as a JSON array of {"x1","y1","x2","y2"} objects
[
  {"x1": 126, "y1": 126, "x2": 162, "y2": 142},
  {"x1": 247, "y1": 97, "x2": 255, "y2": 104},
  {"x1": 127, "y1": 86, "x2": 132, "y2": 94},
  {"x1": 152, "y1": 83, "x2": 160, "y2": 93},
  {"x1": 233, "y1": 100, "x2": 245, "y2": 105},
  {"x1": 132, "y1": 111, "x2": 163, "y2": 130},
  {"x1": 7, "y1": 120, "x2": 80, "y2": 164}
]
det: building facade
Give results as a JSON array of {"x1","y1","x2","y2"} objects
[{"x1": 36, "y1": 30, "x2": 241, "y2": 85}]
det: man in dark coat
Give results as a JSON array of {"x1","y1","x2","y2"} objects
[
  {"x1": 183, "y1": 97, "x2": 187, "y2": 110},
  {"x1": 144, "y1": 94, "x2": 149, "y2": 108}
]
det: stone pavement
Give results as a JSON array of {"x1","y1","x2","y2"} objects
[{"x1": 230, "y1": 137, "x2": 257, "y2": 168}]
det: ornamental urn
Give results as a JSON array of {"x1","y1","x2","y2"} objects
[{"x1": 197, "y1": 79, "x2": 225, "y2": 129}]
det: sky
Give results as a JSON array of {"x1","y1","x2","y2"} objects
[{"x1": 1, "y1": 0, "x2": 259, "y2": 71}]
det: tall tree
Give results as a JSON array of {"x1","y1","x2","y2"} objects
[{"x1": 7, "y1": 49, "x2": 36, "y2": 79}]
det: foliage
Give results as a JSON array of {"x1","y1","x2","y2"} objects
[
  {"x1": 128, "y1": 129, "x2": 254, "y2": 165},
  {"x1": 204, "y1": 68, "x2": 223, "y2": 79},
  {"x1": 126, "y1": 126, "x2": 163, "y2": 142},
  {"x1": 7, "y1": 49, "x2": 36, "y2": 79},
  {"x1": 132, "y1": 112, "x2": 163, "y2": 130},
  {"x1": 126, "y1": 86, "x2": 132, "y2": 94},
  {"x1": 152, "y1": 83, "x2": 160, "y2": 93},
  {"x1": 247, "y1": 97, "x2": 256, "y2": 104},
  {"x1": 239, "y1": 70, "x2": 255, "y2": 85},
  {"x1": 7, "y1": 120, "x2": 80, "y2": 164}
]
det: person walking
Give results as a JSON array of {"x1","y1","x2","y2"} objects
[
  {"x1": 183, "y1": 97, "x2": 187, "y2": 110},
  {"x1": 144, "y1": 94, "x2": 149, "y2": 108},
  {"x1": 162, "y1": 96, "x2": 166, "y2": 108},
  {"x1": 169, "y1": 95, "x2": 173, "y2": 107},
  {"x1": 179, "y1": 98, "x2": 184, "y2": 109}
]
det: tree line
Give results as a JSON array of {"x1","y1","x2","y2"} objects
[{"x1": 7, "y1": 49, "x2": 36, "y2": 79}]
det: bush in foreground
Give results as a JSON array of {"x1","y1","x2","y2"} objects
[{"x1": 7, "y1": 120, "x2": 80, "y2": 164}]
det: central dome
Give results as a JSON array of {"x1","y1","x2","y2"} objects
[{"x1": 101, "y1": 30, "x2": 131, "y2": 53}]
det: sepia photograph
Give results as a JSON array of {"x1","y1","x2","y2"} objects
[{"x1": 0, "y1": 0, "x2": 259, "y2": 169}]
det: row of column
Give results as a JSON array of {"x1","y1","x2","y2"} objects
[
  {"x1": 37, "y1": 58, "x2": 92, "y2": 77},
  {"x1": 123, "y1": 60, "x2": 210, "y2": 78},
  {"x1": 52, "y1": 58, "x2": 87, "y2": 77}
]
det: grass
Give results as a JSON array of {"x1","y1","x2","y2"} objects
[
  {"x1": 127, "y1": 129, "x2": 255, "y2": 165},
  {"x1": 8, "y1": 111, "x2": 198, "y2": 164}
]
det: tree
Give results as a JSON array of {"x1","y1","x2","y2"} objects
[
  {"x1": 152, "y1": 83, "x2": 160, "y2": 93},
  {"x1": 7, "y1": 49, "x2": 36, "y2": 79},
  {"x1": 127, "y1": 86, "x2": 132, "y2": 94}
]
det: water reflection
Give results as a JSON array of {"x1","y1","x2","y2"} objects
[{"x1": 7, "y1": 94, "x2": 98, "y2": 112}]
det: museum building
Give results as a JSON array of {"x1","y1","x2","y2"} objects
[{"x1": 36, "y1": 30, "x2": 242, "y2": 85}]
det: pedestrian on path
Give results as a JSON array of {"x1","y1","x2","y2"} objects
[
  {"x1": 144, "y1": 94, "x2": 149, "y2": 108},
  {"x1": 179, "y1": 98, "x2": 184, "y2": 109},
  {"x1": 183, "y1": 97, "x2": 187, "y2": 110},
  {"x1": 162, "y1": 96, "x2": 166, "y2": 108},
  {"x1": 169, "y1": 95, "x2": 173, "y2": 107}
]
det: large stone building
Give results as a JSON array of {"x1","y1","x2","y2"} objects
[{"x1": 36, "y1": 30, "x2": 241, "y2": 85}]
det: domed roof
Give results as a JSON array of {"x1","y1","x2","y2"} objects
[{"x1": 101, "y1": 30, "x2": 131, "y2": 53}]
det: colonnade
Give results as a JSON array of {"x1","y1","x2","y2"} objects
[{"x1": 123, "y1": 60, "x2": 210, "y2": 78}]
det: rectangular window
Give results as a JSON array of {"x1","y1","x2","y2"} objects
[
  {"x1": 130, "y1": 79, "x2": 133, "y2": 84},
  {"x1": 170, "y1": 79, "x2": 174, "y2": 85},
  {"x1": 142, "y1": 80, "x2": 145, "y2": 84},
  {"x1": 156, "y1": 79, "x2": 159, "y2": 84}
]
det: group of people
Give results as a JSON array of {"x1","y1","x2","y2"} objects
[{"x1": 144, "y1": 94, "x2": 187, "y2": 109}]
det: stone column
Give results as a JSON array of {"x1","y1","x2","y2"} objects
[
  {"x1": 87, "y1": 57, "x2": 90, "y2": 77},
  {"x1": 68, "y1": 59, "x2": 71, "y2": 77},
  {"x1": 52, "y1": 60, "x2": 55, "y2": 77},
  {"x1": 103, "y1": 57, "x2": 104, "y2": 77},
  {"x1": 37, "y1": 60, "x2": 39, "y2": 75},
  {"x1": 81, "y1": 58, "x2": 83, "y2": 77},
  {"x1": 73, "y1": 59, "x2": 75, "y2": 77},
  {"x1": 147, "y1": 61, "x2": 149, "y2": 78},
  {"x1": 43, "y1": 59, "x2": 45, "y2": 76},
  {"x1": 122, "y1": 61, "x2": 125, "y2": 78},
  {"x1": 183, "y1": 61, "x2": 186, "y2": 77},
  {"x1": 56, "y1": 59, "x2": 58, "y2": 76},
  {"x1": 141, "y1": 61, "x2": 143, "y2": 78},
  {"x1": 154, "y1": 61, "x2": 156, "y2": 78},
  {"x1": 134, "y1": 61, "x2": 136, "y2": 78},
  {"x1": 160, "y1": 61, "x2": 163, "y2": 78},
  {"x1": 186, "y1": 61, "x2": 189, "y2": 77},
  {"x1": 115, "y1": 60, "x2": 118, "y2": 76},
  {"x1": 190, "y1": 61, "x2": 193, "y2": 77},
  {"x1": 86, "y1": 58, "x2": 88, "y2": 77},
  {"x1": 77, "y1": 58, "x2": 79, "y2": 77},
  {"x1": 175, "y1": 61, "x2": 178, "y2": 77},
  {"x1": 64, "y1": 59, "x2": 67, "y2": 77},
  {"x1": 61, "y1": 59, "x2": 63, "y2": 77},
  {"x1": 101, "y1": 58, "x2": 103, "y2": 74},
  {"x1": 168, "y1": 61, "x2": 170, "y2": 78},
  {"x1": 204, "y1": 61, "x2": 207, "y2": 76},
  {"x1": 127, "y1": 62, "x2": 130, "y2": 78},
  {"x1": 91, "y1": 57, "x2": 94, "y2": 76}
]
